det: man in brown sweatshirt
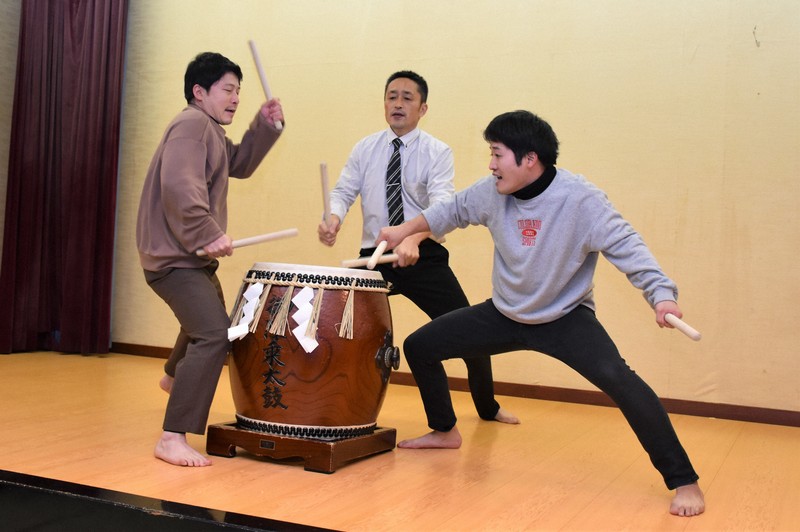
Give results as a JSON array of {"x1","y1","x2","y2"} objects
[{"x1": 136, "y1": 52, "x2": 284, "y2": 466}]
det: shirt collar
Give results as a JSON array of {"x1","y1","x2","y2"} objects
[
  {"x1": 387, "y1": 127, "x2": 420, "y2": 148},
  {"x1": 512, "y1": 165, "x2": 557, "y2": 200}
]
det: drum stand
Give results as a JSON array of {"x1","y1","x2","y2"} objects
[{"x1": 206, "y1": 422, "x2": 397, "y2": 473}]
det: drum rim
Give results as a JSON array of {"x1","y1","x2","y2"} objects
[
  {"x1": 235, "y1": 414, "x2": 378, "y2": 441},
  {"x1": 248, "y1": 262, "x2": 385, "y2": 280}
]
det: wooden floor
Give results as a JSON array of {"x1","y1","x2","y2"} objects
[{"x1": 1, "y1": 352, "x2": 798, "y2": 531}]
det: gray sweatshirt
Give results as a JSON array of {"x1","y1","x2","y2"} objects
[{"x1": 422, "y1": 169, "x2": 677, "y2": 324}]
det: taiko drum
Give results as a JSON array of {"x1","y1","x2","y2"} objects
[{"x1": 227, "y1": 263, "x2": 399, "y2": 441}]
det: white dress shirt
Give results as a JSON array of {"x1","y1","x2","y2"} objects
[{"x1": 330, "y1": 127, "x2": 455, "y2": 248}]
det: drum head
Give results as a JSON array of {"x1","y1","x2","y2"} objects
[{"x1": 248, "y1": 262, "x2": 384, "y2": 280}]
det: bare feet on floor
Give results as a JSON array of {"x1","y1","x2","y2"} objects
[
  {"x1": 670, "y1": 482, "x2": 705, "y2": 516},
  {"x1": 159, "y1": 374, "x2": 174, "y2": 394},
  {"x1": 154, "y1": 431, "x2": 211, "y2": 467},
  {"x1": 494, "y1": 407, "x2": 520, "y2": 424},
  {"x1": 397, "y1": 427, "x2": 462, "y2": 449}
]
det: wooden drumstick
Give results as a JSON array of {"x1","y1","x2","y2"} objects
[
  {"x1": 665, "y1": 313, "x2": 702, "y2": 341},
  {"x1": 320, "y1": 162, "x2": 332, "y2": 227},
  {"x1": 342, "y1": 253, "x2": 399, "y2": 268},
  {"x1": 366, "y1": 241, "x2": 388, "y2": 269},
  {"x1": 196, "y1": 228, "x2": 299, "y2": 256},
  {"x1": 248, "y1": 40, "x2": 283, "y2": 130}
]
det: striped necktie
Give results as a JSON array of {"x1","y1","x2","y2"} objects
[{"x1": 386, "y1": 137, "x2": 404, "y2": 226}]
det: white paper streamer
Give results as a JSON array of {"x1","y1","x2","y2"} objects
[
  {"x1": 227, "y1": 282, "x2": 264, "y2": 341},
  {"x1": 290, "y1": 286, "x2": 319, "y2": 353}
]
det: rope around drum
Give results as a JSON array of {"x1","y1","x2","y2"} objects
[{"x1": 232, "y1": 271, "x2": 391, "y2": 341}]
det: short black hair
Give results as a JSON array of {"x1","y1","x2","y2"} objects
[
  {"x1": 183, "y1": 52, "x2": 243, "y2": 104},
  {"x1": 384, "y1": 70, "x2": 428, "y2": 103},
  {"x1": 483, "y1": 110, "x2": 559, "y2": 166}
]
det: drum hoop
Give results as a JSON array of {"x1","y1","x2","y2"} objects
[
  {"x1": 236, "y1": 414, "x2": 377, "y2": 441},
  {"x1": 248, "y1": 261, "x2": 384, "y2": 280},
  {"x1": 242, "y1": 266, "x2": 390, "y2": 293},
  {"x1": 231, "y1": 263, "x2": 390, "y2": 342}
]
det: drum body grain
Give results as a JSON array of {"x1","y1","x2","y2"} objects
[{"x1": 229, "y1": 263, "x2": 394, "y2": 440}]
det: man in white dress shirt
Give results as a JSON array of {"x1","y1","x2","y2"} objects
[{"x1": 318, "y1": 71, "x2": 517, "y2": 425}]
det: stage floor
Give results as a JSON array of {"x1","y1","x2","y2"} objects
[{"x1": 1, "y1": 352, "x2": 799, "y2": 530}]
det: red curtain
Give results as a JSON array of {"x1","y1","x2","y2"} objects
[{"x1": 0, "y1": 0, "x2": 128, "y2": 354}]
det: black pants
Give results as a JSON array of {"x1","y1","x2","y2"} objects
[
  {"x1": 358, "y1": 239, "x2": 500, "y2": 420},
  {"x1": 404, "y1": 300, "x2": 699, "y2": 490}
]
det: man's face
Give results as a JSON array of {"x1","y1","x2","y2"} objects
[
  {"x1": 193, "y1": 72, "x2": 240, "y2": 125},
  {"x1": 384, "y1": 77, "x2": 427, "y2": 136},
  {"x1": 488, "y1": 142, "x2": 535, "y2": 195}
]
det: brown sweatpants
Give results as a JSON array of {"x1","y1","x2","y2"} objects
[{"x1": 144, "y1": 262, "x2": 230, "y2": 434}]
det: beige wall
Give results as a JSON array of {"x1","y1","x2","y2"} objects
[{"x1": 2, "y1": 1, "x2": 794, "y2": 411}]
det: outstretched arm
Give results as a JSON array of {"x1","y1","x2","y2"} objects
[
  {"x1": 377, "y1": 214, "x2": 431, "y2": 251},
  {"x1": 391, "y1": 230, "x2": 432, "y2": 267}
]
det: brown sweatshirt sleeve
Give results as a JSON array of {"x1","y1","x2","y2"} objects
[
  {"x1": 160, "y1": 135, "x2": 222, "y2": 252},
  {"x1": 137, "y1": 108, "x2": 282, "y2": 271},
  {"x1": 227, "y1": 112, "x2": 282, "y2": 179}
]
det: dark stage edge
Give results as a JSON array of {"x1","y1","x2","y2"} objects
[{"x1": 0, "y1": 469, "x2": 338, "y2": 532}]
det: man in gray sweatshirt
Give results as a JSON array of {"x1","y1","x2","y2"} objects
[{"x1": 376, "y1": 110, "x2": 705, "y2": 517}]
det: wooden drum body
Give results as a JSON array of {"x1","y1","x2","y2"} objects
[{"x1": 228, "y1": 262, "x2": 398, "y2": 441}]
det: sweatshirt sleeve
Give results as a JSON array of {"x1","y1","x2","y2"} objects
[
  {"x1": 422, "y1": 143, "x2": 456, "y2": 207},
  {"x1": 328, "y1": 142, "x2": 365, "y2": 223},
  {"x1": 228, "y1": 112, "x2": 282, "y2": 178},
  {"x1": 158, "y1": 135, "x2": 222, "y2": 254},
  {"x1": 423, "y1": 176, "x2": 493, "y2": 238},
  {"x1": 590, "y1": 196, "x2": 678, "y2": 306}
]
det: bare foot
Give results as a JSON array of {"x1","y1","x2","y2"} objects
[
  {"x1": 670, "y1": 482, "x2": 705, "y2": 516},
  {"x1": 159, "y1": 374, "x2": 174, "y2": 394},
  {"x1": 397, "y1": 427, "x2": 462, "y2": 449},
  {"x1": 494, "y1": 407, "x2": 520, "y2": 424},
  {"x1": 154, "y1": 431, "x2": 211, "y2": 467}
]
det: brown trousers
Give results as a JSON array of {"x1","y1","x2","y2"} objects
[{"x1": 144, "y1": 262, "x2": 229, "y2": 434}]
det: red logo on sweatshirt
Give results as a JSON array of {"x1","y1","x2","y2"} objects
[{"x1": 518, "y1": 219, "x2": 541, "y2": 246}]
